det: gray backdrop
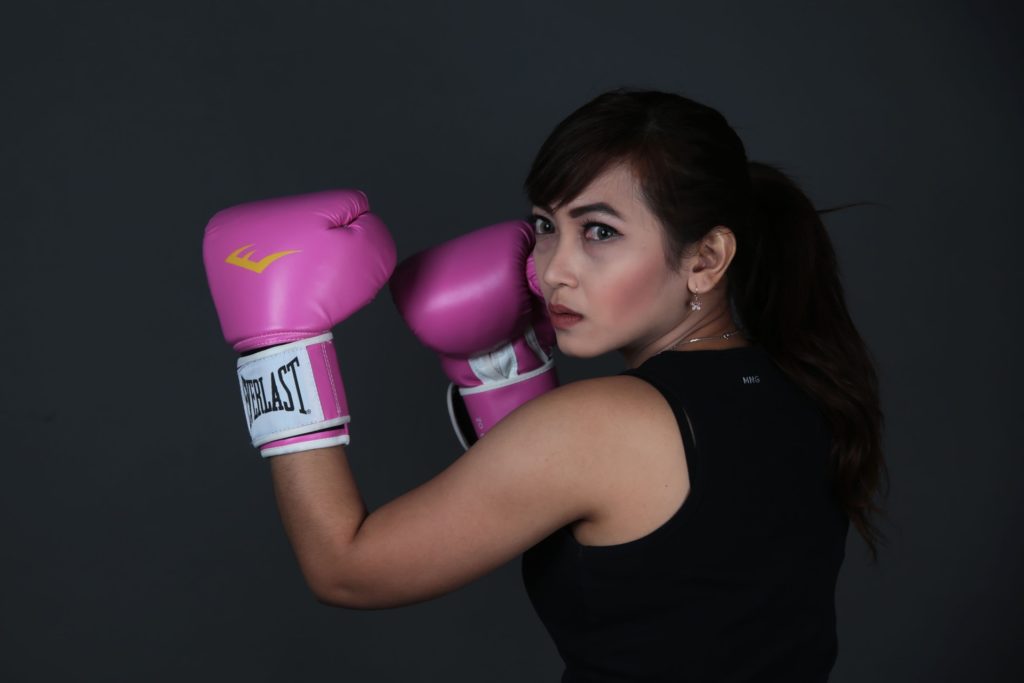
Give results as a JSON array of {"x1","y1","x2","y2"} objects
[{"x1": 3, "y1": 0, "x2": 1021, "y2": 681}]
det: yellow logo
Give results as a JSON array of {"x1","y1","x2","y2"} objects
[{"x1": 225, "y1": 244, "x2": 301, "y2": 273}]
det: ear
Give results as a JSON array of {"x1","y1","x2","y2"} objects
[{"x1": 688, "y1": 226, "x2": 737, "y2": 292}]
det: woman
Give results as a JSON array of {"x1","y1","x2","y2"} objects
[
  {"x1": 203, "y1": 88, "x2": 887, "y2": 681},
  {"x1": 517, "y1": 89, "x2": 887, "y2": 680}
]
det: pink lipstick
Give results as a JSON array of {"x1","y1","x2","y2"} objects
[{"x1": 548, "y1": 303, "x2": 583, "y2": 329}]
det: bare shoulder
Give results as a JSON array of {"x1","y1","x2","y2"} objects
[
  {"x1": 538, "y1": 374, "x2": 677, "y2": 428},
  {"x1": 512, "y1": 373, "x2": 686, "y2": 515},
  {"x1": 530, "y1": 372, "x2": 670, "y2": 409},
  {"x1": 511, "y1": 374, "x2": 677, "y2": 454},
  {"x1": 539, "y1": 375, "x2": 690, "y2": 545}
]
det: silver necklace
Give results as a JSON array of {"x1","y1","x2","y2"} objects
[{"x1": 655, "y1": 329, "x2": 745, "y2": 356}]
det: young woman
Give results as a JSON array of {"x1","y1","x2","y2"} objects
[{"x1": 203, "y1": 88, "x2": 887, "y2": 681}]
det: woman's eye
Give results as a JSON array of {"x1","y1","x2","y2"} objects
[
  {"x1": 529, "y1": 215, "x2": 619, "y2": 242},
  {"x1": 530, "y1": 215, "x2": 554, "y2": 235},
  {"x1": 584, "y1": 223, "x2": 619, "y2": 242}
]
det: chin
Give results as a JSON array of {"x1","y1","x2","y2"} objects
[{"x1": 553, "y1": 335, "x2": 608, "y2": 359}]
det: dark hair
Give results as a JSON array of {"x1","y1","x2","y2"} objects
[{"x1": 524, "y1": 88, "x2": 889, "y2": 562}]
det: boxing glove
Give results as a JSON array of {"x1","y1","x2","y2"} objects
[
  {"x1": 390, "y1": 220, "x2": 558, "y2": 450},
  {"x1": 203, "y1": 189, "x2": 396, "y2": 457}
]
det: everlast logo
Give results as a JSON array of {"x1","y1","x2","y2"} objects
[
  {"x1": 226, "y1": 243, "x2": 302, "y2": 274},
  {"x1": 241, "y1": 355, "x2": 311, "y2": 428}
]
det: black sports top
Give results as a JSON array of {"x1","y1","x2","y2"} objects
[{"x1": 521, "y1": 344, "x2": 849, "y2": 682}]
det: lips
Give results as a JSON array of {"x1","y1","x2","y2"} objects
[
  {"x1": 548, "y1": 303, "x2": 582, "y2": 316},
  {"x1": 547, "y1": 303, "x2": 583, "y2": 330}
]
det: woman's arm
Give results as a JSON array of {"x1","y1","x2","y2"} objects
[
  {"x1": 269, "y1": 443, "x2": 368, "y2": 603},
  {"x1": 269, "y1": 376, "x2": 647, "y2": 610}
]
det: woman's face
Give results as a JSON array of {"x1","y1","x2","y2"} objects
[{"x1": 530, "y1": 162, "x2": 693, "y2": 363}]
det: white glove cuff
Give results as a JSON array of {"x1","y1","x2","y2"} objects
[{"x1": 235, "y1": 332, "x2": 350, "y2": 453}]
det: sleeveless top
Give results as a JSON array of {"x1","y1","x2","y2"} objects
[{"x1": 520, "y1": 344, "x2": 849, "y2": 682}]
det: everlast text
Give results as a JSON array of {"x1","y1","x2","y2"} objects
[{"x1": 240, "y1": 356, "x2": 310, "y2": 427}]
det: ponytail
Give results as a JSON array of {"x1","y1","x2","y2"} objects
[{"x1": 731, "y1": 161, "x2": 890, "y2": 562}]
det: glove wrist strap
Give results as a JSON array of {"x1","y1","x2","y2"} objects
[
  {"x1": 447, "y1": 360, "x2": 558, "y2": 449},
  {"x1": 235, "y1": 332, "x2": 351, "y2": 457}
]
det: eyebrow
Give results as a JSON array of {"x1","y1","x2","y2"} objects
[{"x1": 536, "y1": 202, "x2": 625, "y2": 220}]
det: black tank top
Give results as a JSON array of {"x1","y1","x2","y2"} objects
[{"x1": 521, "y1": 344, "x2": 849, "y2": 682}]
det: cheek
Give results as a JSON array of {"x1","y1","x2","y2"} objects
[
  {"x1": 531, "y1": 248, "x2": 551, "y2": 300},
  {"x1": 596, "y1": 264, "x2": 665, "y2": 322}
]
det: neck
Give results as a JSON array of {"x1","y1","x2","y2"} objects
[{"x1": 623, "y1": 308, "x2": 749, "y2": 369}]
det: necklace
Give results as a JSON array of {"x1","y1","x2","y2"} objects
[{"x1": 654, "y1": 329, "x2": 745, "y2": 356}]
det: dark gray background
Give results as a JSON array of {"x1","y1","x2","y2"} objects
[{"x1": 3, "y1": 0, "x2": 1021, "y2": 680}]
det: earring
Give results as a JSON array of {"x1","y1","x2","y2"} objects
[{"x1": 689, "y1": 288, "x2": 702, "y2": 312}]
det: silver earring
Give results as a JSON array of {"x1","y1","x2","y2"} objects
[{"x1": 690, "y1": 288, "x2": 702, "y2": 312}]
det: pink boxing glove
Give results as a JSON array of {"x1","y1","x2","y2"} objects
[
  {"x1": 390, "y1": 220, "x2": 558, "y2": 450},
  {"x1": 203, "y1": 189, "x2": 396, "y2": 457}
]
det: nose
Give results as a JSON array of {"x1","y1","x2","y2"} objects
[{"x1": 538, "y1": 232, "x2": 579, "y2": 291}]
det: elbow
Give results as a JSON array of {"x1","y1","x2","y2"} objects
[
  {"x1": 309, "y1": 577, "x2": 421, "y2": 611},
  {"x1": 301, "y1": 554, "x2": 426, "y2": 609},
  {"x1": 310, "y1": 583, "x2": 352, "y2": 609},
  {"x1": 293, "y1": 545, "x2": 367, "y2": 608},
  {"x1": 298, "y1": 560, "x2": 355, "y2": 609},
  {"x1": 309, "y1": 574, "x2": 379, "y2": 610},
  {"x1": 311, "y1": 581, "x2": 345, "y2": 608},
  {"x1": 313, "y1": 588, "x2": 390, "y2": 611},
  {"x1": 308, "y1": 574, "x2": 359, "y2": 609}
]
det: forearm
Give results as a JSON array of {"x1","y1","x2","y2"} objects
[{"x1": 269, "y1": 445, "x2": 368, "y2": 600}]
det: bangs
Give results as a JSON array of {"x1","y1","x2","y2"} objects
[{"x1": 526, "y1": 147, "x2": 634, "y2": 213}]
